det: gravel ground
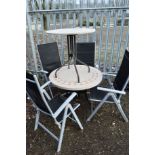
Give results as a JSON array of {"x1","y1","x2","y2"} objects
[{"x1": 26, "y1": 82, "x2": 129, "y2": 155}]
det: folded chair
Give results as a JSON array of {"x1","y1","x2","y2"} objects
[
  {"x1": 76, "y1": 42, "x2": 95, "y2": 67},
  {"x1": 87, "y1": 50, "x2": 129, "y2": 122},
  {"x1": 37, "y1": 42, "x2": 62, "y2": 77},
  {"x1": 26, "y1": 72, "x2": 83, "y2": 152}
]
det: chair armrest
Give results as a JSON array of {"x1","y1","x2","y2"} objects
[
  {"x1": 37, "y1": 70, "x2": 48, "y2": 74},
  {"x1": 41, "y1": 81, "x2": 52, "y2": 89},
  {"x1": 97, "y1": 87, "x2": 126, "y2": 95},
  {"x1": 43, "y1": 89, "x2": 51, "y2": 100},
  {"x1": 102, "y1": 72, "x2": 116, "y2": 77},
  {"x1": 26, "y1": 69, "x2": 48, "y2": 74},
  {"x1": 53, "y1": 92, "x2": 77, "y2": 118}
]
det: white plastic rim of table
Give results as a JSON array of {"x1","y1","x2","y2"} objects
[
  {"x1": 49, "y1": 65, "x2": 102, "y2": 91},
  {"x1": 46, "y1": 27, "x2": 95, "y2": 35}
]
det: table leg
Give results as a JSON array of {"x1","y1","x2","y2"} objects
[
  {"x1": 54, "y1": 34, "x2": 91, "y2": 83},
  {"x1": 76, "y1": 58, "x2": 90, "y2": 72},
  {"x1": 67, "y1": 35, "x2": 81, "y2": 83},
  {"x1": 73, "y1": 64, "x2": 80, "y2": 83}
]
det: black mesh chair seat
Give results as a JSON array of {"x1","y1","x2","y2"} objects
[
  {"x1": 44, "y1": 95, "x2": 72, "y2": 122},
  {"x1": 88, "y1": 87, "x2": 114, "y2": 102},
  {"x1": 26, "y1": 71, "x2": 35, "y2": 80}
]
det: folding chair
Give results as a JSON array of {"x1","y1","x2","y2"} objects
[
  {"x1": 37, "y1": 42, "x2": 62, "y2": 77},
  {"x1": 76, "y1": 42, "x2": 95, "y2": 67},
  {"x1": 26, "y1": 72, "x2": 83, "y2": 152},
  {"x1": 87, "y1": 50, "x2": 129, "y2": 122}
]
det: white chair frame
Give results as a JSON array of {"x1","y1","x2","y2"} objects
[
  {"x1": 26, "y1": 75, "x2": 83, "y2": 152},
  {"x1": 87, "y1": 76, "x2": 129, "y2": 122}
]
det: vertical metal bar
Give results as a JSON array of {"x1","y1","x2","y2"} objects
[
  {"x1": 124, "y1": 28, "x2": 129, "y2": 52},
  {"x1": 116, "y1": 10, "x2": 125, "y2": 71},
  {"x1": 58, "y1": 0, "x2": 64, "y2": 64},
  {"x1": 26, "y1": 0, "x2": 38, "y2": 71},
  {"x1": 86, "y1": 10, "x2": 90, "y2": 42},
  {"x1": 59, "y1": 13, "x2": 63, "y2": 28},
  {"x1": 79, "y1": 0, "x2": 83, "y2": 28},
  {"x1": 59, "y1": 0, "x2": 62, "y2": 28},
  {"x1": 103, "y1": 0, "x2": 105, "y2": 7},
  {"x1": 45, "y1": 0, "x2": 50, "y2": 30},
  {"x1": 73, "y1": 0, "x2": 76, "y2": 28},
  {"x1": 60, "y1": 13, "x2": 64, "y2": 64},
  {"x1": 110, "y1": 11, "x2": 118, "y2": 72},
  {"x1": 52, "y1": 0, "x2": 56, "y2": 30},
  {"x1": 66, "y1": 12, "x2": 69, "y2": 28},
  {"x1": 93, "y1": 1, "x2": 97, "y2": 42},
  {"x1": 34, "y1": 14, "x2": 39, "y2": 44},
  {"x1": 40, "y1": 14, "x2": 46, "y2": 43},
  {"x1": 93, "y1": 11, "x2": 96, "y2": 42},
  {"x1": 31, "y1": 0, "x2": 35, "y2": 11},
  {"x1": 93, "y1": 0, "x2": 97, "y2": 66},
  {"x1": 65, "y1": 0, "x2": 69, "y2": 27},
  {"x1": 79, "y1": 12, "x2": 82, "y2": 28},
  {"x1": 45, "y1": 0, "x2": 51, "y2": 42},
  {"x1": 53, "y1": 14, "x2": 56, "y2": 29},
  {"x1": 80, "y1": 0, "x2": 84, "y2": 41},
  {"x1": 101, "y1": 0, "x2": 105, "y2": 7},
  {"x1": 98, "y1": 12, "x2": 104, "y2": 68},
  {"x1": 31, "y1": 0, "x2": 35, "y2": 21},
  {"x1": 32, "y1": 0, "x2": 39, "y2": 44},
  {"x1": 87, "y1": 0, "x2": 89, "y2": 8},
  {"x1": 86, "y1": 11, "x2": 89, "y2": 28},
  {"x1": 49, "y1": 1, "x2": 52, "y2": 30},
  {"x1": 38, "y1": 0, "x2": 46, "y2": 43},
  {"x1": 103, "y1": 11, "x2": 111, "y2": 72},
  {"x1": 109, "y1": 0, "x2": 111, "y2": 6},
  {"x1": 73, "y1": 12, "x2": 76, "y2": 28}
]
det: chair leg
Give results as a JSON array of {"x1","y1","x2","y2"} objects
[
  {"x1": 91, "y1": 102, "x2": 94, "y2": 113},
  {"x1": 34, "y1": 110, "x2": 40, "y2": 131},
  {"x1": 115, "y1": 101, "x2": 128, "y2": 122},
  {"x1": 44, "y1": 73, "x2": 53, "y2": 98},
  {"x1": 68, "y1": 105, "x2": 83, "y2": 130},
  {"x1": 86, "y1": 94, "x2": 111, "y2": 122},
  {"x1": 57, "y1": 106, "x2": 68, "y2": 152},
  {"x1": 87, "y1": 102, "x2": 104, "y2": 122}
]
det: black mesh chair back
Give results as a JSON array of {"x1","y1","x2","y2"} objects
[
  {"x1": 26, "y1": 71, "x2": 34, "y2": 81},
  {"x1": 37, "y1": 42, "x2": 61, "y2": 75},
  {"x1": 113, "y1": 49, "x2": 129, "y2": 91},
  {"x1": 26, "y1": 73, "x2": 48, "y2": 112},
  {"x1": 76, "y1": 42, "x2": 95, "y2": 67}
]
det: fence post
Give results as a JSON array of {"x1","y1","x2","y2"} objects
[{"x1": 26, "y1": 0, "x2": 38, "y2": 71}]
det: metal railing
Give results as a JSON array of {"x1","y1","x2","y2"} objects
[{"x1": 26, "y1": 0, "x2": 129, "y2": 74}]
